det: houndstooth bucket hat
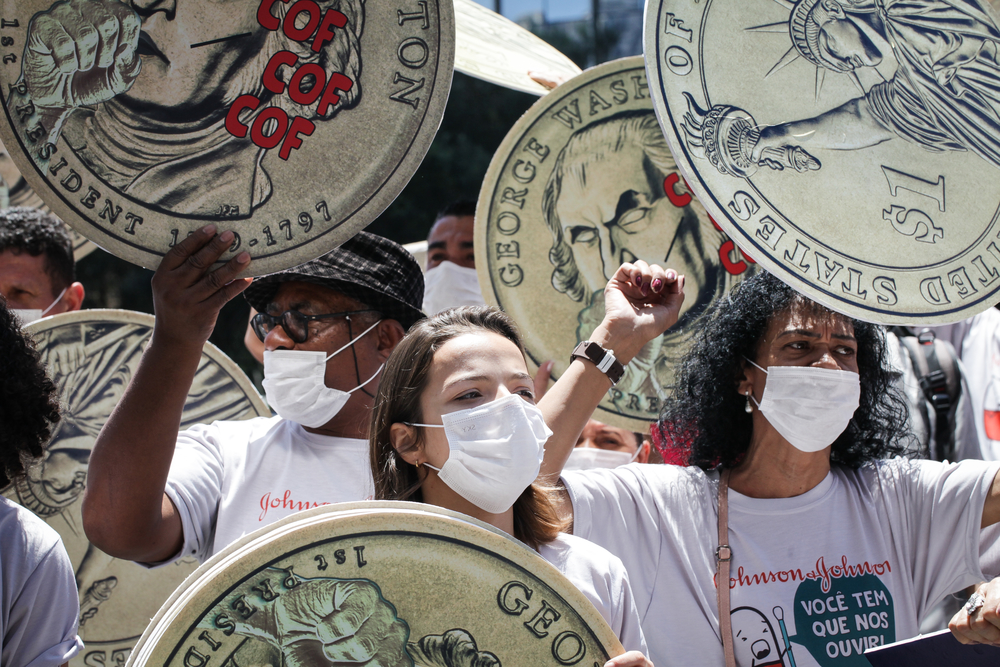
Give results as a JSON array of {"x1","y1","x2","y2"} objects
[{"x1": 244, "y1": 231, "x2": 425, "y2": 330}]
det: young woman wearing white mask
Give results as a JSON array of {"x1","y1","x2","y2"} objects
[
  {"x1": 535, "y1": 265, "x2": 1000, "y2": 665},
  {"x1": 369, "y1": 306, "x2": 652, "y2": 667}
]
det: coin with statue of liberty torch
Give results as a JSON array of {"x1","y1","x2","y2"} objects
[{"x1": 645, "y1": 0, "x2": 1000, "y2": 324}]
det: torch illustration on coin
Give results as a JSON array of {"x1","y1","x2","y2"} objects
[
  {"x1": 682, "y1": 0, "x2": 1000, "y2": 181},
  {"x1": 646, "y1": 0, "x2": 1000, "y2": 323}
]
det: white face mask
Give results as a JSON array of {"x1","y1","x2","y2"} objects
[
  {"x1": 262, "y1": 319, "x2": 382, "y2": 428},
  {"x1": 410, "y1": 394, "x2": 553, "y2": 513},
  {"x1": 746, "y1": 358, "x2": 861, "y2": 453},
  {"x1": 422, "y1": 261, "x2": 485, "y2": 316},
  {"x1": 563, "y1": 446, "x2": 639, "y2": 471},
  {"x1": 13, "y1": 286, "x2": 67, "y2": 326}
]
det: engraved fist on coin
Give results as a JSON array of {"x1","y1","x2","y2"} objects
[
  {"x1": 227, "y1": 577, "x2": 411, "y2": 667},
  {"x1": 24, "y1": 0, "x2": 141, "y2": 110}
]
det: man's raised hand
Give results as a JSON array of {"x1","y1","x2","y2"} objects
[{"x1": 151, "y1": 225, "x2": 251, "y2": 350}]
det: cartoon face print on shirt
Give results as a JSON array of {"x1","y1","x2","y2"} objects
[{"x1": 732, "y1": 607, "x2": 790, "y2": 667}]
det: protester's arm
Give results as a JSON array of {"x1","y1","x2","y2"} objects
[
  {"x1": 82, "y1": 227, "x2": 251, "y2": 562},
  {"x1": 537, "y1": 261, "x2": 684, "y2": 498}
]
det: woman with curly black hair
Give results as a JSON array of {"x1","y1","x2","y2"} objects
[
  {"x1": 659, "y1": 270, "x2": 912, "y2": 470},
  {"x1": 0, "y1": 297, "x2": 83, "y2": 667},
  {"x1": 536, "y1": 263, "x2": 1000, "y2": 665}
]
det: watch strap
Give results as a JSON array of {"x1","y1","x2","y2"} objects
[{"x1": 571, "y1": 341, "x2": 625, "y2": 385}]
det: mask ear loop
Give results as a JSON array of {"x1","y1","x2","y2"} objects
[
  {"x1": 340, "y1": 316, "x2": 383, "y2": 399},
  {"x1": 345, "y1": 363, "x2": 383, "y2": 395},
  {"x1": 322, "y1": 318, "x2": 384, "y2": 362},
  {"x1": 402, "y1": 422, "x2": 446, "y2": 472},
  {"x1": 742, "y1": 357, "x2": 766, "y2": 409},
  {"x1": 41, "y1": 286, "x2": 68, "y2": 317}
]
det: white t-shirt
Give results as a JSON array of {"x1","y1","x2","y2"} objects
[
  {"x1": 563, "y1": 458, "x2": 1000, "y2": 667},
  {"x1": 164, "y1": 416, "x2": 374, "y2": 562},
  {"x1": 0, "y1": 496, "x2": 83, "y2": 667},
  {"x1": 928, "y1": 310, "x2": 1000, "y2": 460},
  {"x1": 538, "y1": 533, "x2": 648, "y2": 654}
]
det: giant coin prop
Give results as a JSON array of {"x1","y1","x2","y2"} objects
[
  {"x1": 127, "y1": 502, "x2": 624, "y2": 667},
  {"x1": 645, "y1": 0, "x2": 1000, "y2": 324},
  {"x1": 0, "y1": 135, "x2": 96, "y2": 261},
  {"x1": 3, "y1": 310, "x2": 269, "y2": 667},
  {"x1": 0, "y1": 0, "x2": 454, "y2": 274},
  {"x1": 476, "y1": 56, "x2": 754, "y2": 431},
  {"x1": 453, "y1": 0, "x2": 581, "y2": 96}
]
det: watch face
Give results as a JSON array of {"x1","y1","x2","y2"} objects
[{"x1": 584, "y1": 342, "x2": 603, "y2": 363}]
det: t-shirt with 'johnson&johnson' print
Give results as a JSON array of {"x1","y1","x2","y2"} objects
[
  {"x1": 564, "y1": 458, "x2": 1000, "y2": 667},
  {"x1": 158, "y1": 416, "x2": 373, "y2": 563}
]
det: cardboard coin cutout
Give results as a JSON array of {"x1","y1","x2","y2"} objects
[
  {"x1": 645, "y1": 0, "x2": 1000, "y2": 324},
  {"x1": 0, "y1": 135, "x2": 96, "y2": 261},
  {"x1": 0, "y1": 0, "x2": 454, "y2": 274},
  {"x1": 453, "y1": 0, "x2": 581, "y2": 96},
  {"x1": 127, "y1": 502, "x2": 625, "y2": 667},
  {"x1": 3, "y1": 309, "x2": 269, "y2": 667},
  {"x1": 476, "y1": 56, "x2": 754, "y2": 432}
]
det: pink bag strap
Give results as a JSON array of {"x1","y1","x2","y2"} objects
[{"x1": 717, "y1": 469, "x2": 736, "y2": 667}]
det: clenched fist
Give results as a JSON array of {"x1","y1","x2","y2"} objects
[
  {"x1": 24, "y1": 0, "x2": 140, "y2": 110},
  {"x1": 229, "y1": 578, "x2": 412, "y2": 667}
]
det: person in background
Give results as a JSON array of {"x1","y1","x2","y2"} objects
[
  {"x1": 564, "y1": 418, "x2": 650, "y2": 471},
  {"x1": 82, "y1": 230, "x2": 423, "y2": 565},
  {"x1": 928, "y1": 311, "x2": 1000, "y2": 461},
  {"x1": 423, "y1": 200, "x2": 484, "y2": 316},
  {"x1": 423, "y1": 199, "x2": 555, "y2": 396},
  {"x1": 0, "y1": 207, "x2": 84, "y2": 323},
  {"x1": 0, "y1": 295, "x2": 83, "y2": 667}
]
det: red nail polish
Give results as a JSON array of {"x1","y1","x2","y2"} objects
[{"x1": 652, "y1": 279, "x2": 663, "y2": 292}]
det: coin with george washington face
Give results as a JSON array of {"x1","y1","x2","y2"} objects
[
  {"x1": 0, "y1": 0, "x2": 453, "y2": 274},
  {"x1": 646, "y1": 0, "x2": 1000, "y2": 324},
  {"x1": 2, "y1": 309, "x2": 268, "y2": 667},
  {"x1": 127, "y1": 502, "x2": 624, "y2": 667},
  {"x1": 476, "y1": 56, "x2": 755, "y2": 432}
]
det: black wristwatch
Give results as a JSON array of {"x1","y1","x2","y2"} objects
[{"x1": 571, "y1": 341, "x2": 625, "y2": 385}]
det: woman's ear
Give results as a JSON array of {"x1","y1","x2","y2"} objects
[{"x1": 390, "y1": 423, "x2": 422, "y2": 465}]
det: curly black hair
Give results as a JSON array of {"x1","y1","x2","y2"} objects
[
  {"x1": 658, "y1": 271, "x2": 910, "y2": 469},
  {"x1": 0, "y1": 296, "x2": 61, "y2": 487},
  {"x1": 0, "y1": 207, "x2": 75, "y2": 292}
]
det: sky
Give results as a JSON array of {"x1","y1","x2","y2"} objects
[{"x1": 471, "y1": 0, "x2": 591, "y2": 24}]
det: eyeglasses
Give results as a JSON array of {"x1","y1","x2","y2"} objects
[{"x1": 251, "y1": 309, "x2": 376, "y2": 344}]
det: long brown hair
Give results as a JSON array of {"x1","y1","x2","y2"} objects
[{"x1": 370, "y1": 305, "x2": 565, "y2": 549}]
